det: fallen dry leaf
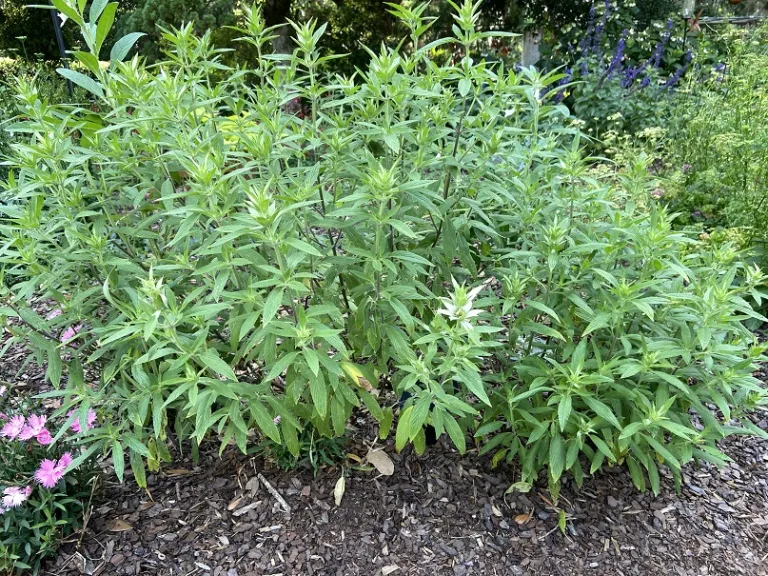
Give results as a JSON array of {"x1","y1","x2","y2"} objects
[
  {"x1": 334, "y1": 475, "x2": 346, "y2": 506},
  {"x1": 245, "y1": 476, "x2": 259, "y2": 497},
  {"x1": 366, "y1": 449, "x2": 394, "y2": 476},
  {"x1": 164, "y1": 468, "x2": 192, "y2": 476},
  {"x1": 491, "y1": 504, "x2": 503, "y2": 517},
  {"x1": 515, "y1": 511, "x2": 533, "y2": 525},
  {"x1": 382, "y1": 566, "x2": 400, "y2": 575},
  {"x1": 106, "y1": 519, "x2": 133, "y2": 532},
  {"x1": 227, "y1": 497, "x2": 243, "y2": 511}
]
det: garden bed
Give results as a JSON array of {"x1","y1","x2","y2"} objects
[
  {"x1": 9, "y1": 347, "x2": 760, "y2": 576},
  {"x1": 43, "y1": 418, "x2": 768, "y2": 576}
]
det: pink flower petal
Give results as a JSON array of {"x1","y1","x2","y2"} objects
[
  {"x1": 2, "y1": 486, "x2": 30, "y2": 507},
  {"x1": 69, "y1": 409, "x2": 97, "y2": 433},
  {"x1": 57, "y1": 452, "x2": 73, "y2": 471},
  {"x1": 1, "y1": 415, "x2": 25, "y2": 439},
  {"x1": 34, "y1": 458, "x2": 64, "y2": 489},
  {"x1": 36, "y1": 429, "x2": 53, "y2": 445}
]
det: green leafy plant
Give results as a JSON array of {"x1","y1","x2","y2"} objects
[
  {"x1": 470, "y1": 152, "x2": 768, "y2": 496},
  {"x1": 0, "y1": 0, "x2": 764, "y2": 501},
  {"x1": 662, "y1": 27, "x2": 768, "y2": 265}
]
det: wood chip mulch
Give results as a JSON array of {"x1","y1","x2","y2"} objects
[{"x1": 2, "y1": 336, "x2": 766, "y2": 576}]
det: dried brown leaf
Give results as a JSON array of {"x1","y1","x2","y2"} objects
[
  {"x1": 106, "y1": 519, "x2": 133, "y2": 532},
  {"x1": 514, "y1": 512, "x2": 533, "y2": 525},
  {"x1": 366, "y1": 449, "x2": 394, "y2": 476},
  {"x1": 334, "y1": 475, "x2": 346, "y2": 506}
]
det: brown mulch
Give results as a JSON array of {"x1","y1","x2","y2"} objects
[
  {"x1": 2, "y1": 340, "x2": 767, "y2": 575},
  {"x1": 41, "y1": 419, "x2": 768, "y2": 576}
]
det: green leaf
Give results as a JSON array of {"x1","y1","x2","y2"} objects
[
  {"x1": 458, "y1": 77, "x2": 472, "y2": 97},
  {"x1": 110, "y1": 32, "x2": 145, "y2": 62},
  {"x1": 626, "y1": 455, "x2": 646, "y2": 491},
  {"x1": 130, "y1": 451, "x2": 147, "y2": 488},
  {"x1": 89, "y1": 0, "x2": 109, "y2": 22},
  {"x1": 618, "y1": 421, "x2": 646, "y2": 440},
  {"x1": 95, "y1": 2, "x2": 117, "y2": 53},
  {"x1": 444, "y1": 413, "x2": 466, "y2": 454},
  {"x1": 264, "y1": 351, "x2": 299, "y2": 381},
  {"x1": 526, "y1": 301, "x2": 561, "y2": 324},
  {"x1": 51, "y1": 0, "x2": 83, "y2": 26},
  {"x1": 113, "y1": 440, "x2": 125, "y2": 482},
  {"x1": 583, "y1": 396, "x2": 622, "y2": 430},
  {"x1": 57, "y1": 68, "x2": 104, "y2": 97},
  {"x1": 549, "y1": 433, "x2": 564, "y2": 481},
  {"x1": 198, "y1": 350, "x2": 237, "y2": 382},
  {"x1": 250, "y1": 402, "x2": 281, "y2": 443},
  {"x1": 557, "y1": 394, "x2": 571, "y2": 432},
  {"x1": 309, "y1": 372, "x2": 328, "y2": 418},
  {"x1": 395, "y1": 405, "x2": 413, "y2": 452},
  {"x1": 46, "y1": 348, "x2": 63, "y2": 388},
  {"x1": 263, "y1": 288, "x2": 284, "y2": 326},
  {"x1": 582, "y1": 312, "x2": 612, "y2": 336}
]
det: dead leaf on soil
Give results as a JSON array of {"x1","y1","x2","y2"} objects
[
  {"x1": 137, "y1": 501, "x2": 154, "y2": 512},
  {"x1": 334, "y1": 475, "x2": 346, "y2": 506},
  {"x1": 164, "y1": 468, "x2": 192, "y2": 476},
  {"x1": 382, "y1": 566, "x2": 400, "y2": 575},
  {"x1": 227, "y1": 497, "x2": 243, "y2": 511},
  {"x1": 491, "y1": 504, "x2": 503, "y2": 517},
  {"x1": 515, "y1": 510, "x2": 533, "y2": 525},
  {"x1": 366, "y1": 449, "x2": 394, "y2": 476},
  {"x1": 106, "y1": 519, "x2": 133, "y2": 532},
  {"x1": 245, "y1": 476, "x2": 259, "y2": 497}
]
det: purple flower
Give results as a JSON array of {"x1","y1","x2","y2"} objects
[
  {"x1": 37, "y1": 429, "x2": 53, "y2": 445},
  {"x1": 34, "y1": 453, "x2": 72, "y2": 489},
  {"x1": 664, "y1": 51, "x2": 693, "y2": 90},
  {"x1": 597, "y1": 30, "x2": 627, "y2": 88},
  {"x1": 46, "y1": 308, "x2": 62, "y2": 320},
  {"x1": 651, "y1": 19, "x2": 675, "y2": 68}
]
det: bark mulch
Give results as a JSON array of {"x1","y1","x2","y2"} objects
[
  {"x1": 43, "y1": 417, "x2": 768, "y2": 576},
  {"x1": 3, "y1": 337, "x2": 766, "y2": 576}
]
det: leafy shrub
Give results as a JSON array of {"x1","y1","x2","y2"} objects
[
  {"x1": 662, "y1": 28, "x2": 768, "y2": 264},
  {"x1": 0, "y1": 384, "x2": 97, "y2": 573},
  {"x1": 0, "y1": 0, "x2": 765, "y2": 499},
  {"x1": 469, "y1": 153, "x2": 768, "y2": 496},
  {"x1": 0, "y1": 57, "x2": 74, "y2": 179}
]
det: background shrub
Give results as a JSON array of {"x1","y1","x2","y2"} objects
[{"x1": 662, "y1": 26, "x2": 768, "y2": 264}]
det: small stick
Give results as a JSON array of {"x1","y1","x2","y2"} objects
[{"x1": 257, "y1": 473, "x2": 291, "y2": 514}]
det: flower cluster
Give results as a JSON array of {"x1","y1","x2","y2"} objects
[
  {"x1": 0, "y1": 452, "x2": 73, "y2": 515},
  {"x1": 0, "y1": 390, "x2": 97, "y2": 516},
  {"x1": 575, "y1": 3, "x2": 691, "y2": 94},
  {"x1": 1, "y1": 413, "x2": 52, "y2": 444}
]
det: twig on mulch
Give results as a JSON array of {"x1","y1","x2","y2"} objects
[{"x1": 257, "y1": 472, "x2": 291, "y2": 514}]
